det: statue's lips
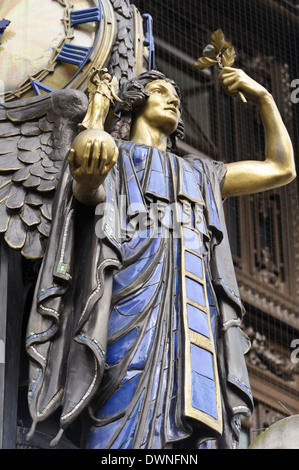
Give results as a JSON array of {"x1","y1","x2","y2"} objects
[{"x1": 164, "y1": 107, "x2": 178, "y2": 113}]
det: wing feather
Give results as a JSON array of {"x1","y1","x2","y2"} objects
[
  {"x1": 0, "y1": 121, "x2": 20, "y2": 137},
  {"x1": 0, "y1": 174, "x2": 12, "y2": 189},
  {"x1": 0, "y1": 89, "x2": 88, "y2": 259},
  {"x1": 37, "y1": 179, "x2": 56, "y2": 192},
  {"x1": 0, "y1": 136, "x2": 19, "y2": 154},
  {"x1": 25, "y1": 192, "x2": 43, "y2": 206},
  {"x1": 0, "y1": 183, "x2": 12, "y2": 203},
  {"x1": 18, "y1": 135, "x2": 42, "y2": 151},
  {"x1": 5, "y1": 215, "x2": 26, "y2": 249},
  {"x1": 0, "y1": 200, "x2": 10, "y2": 232},
  {"x1": 0, "y1": 153, "x2": 24, "y2": 170},
  {"x1": 6, "y1": 185, "x2": 26, "y2": 210},
  {"x1": 21, "y1": 121, "x2": 42, "y2": 136},
  {"x1": 23, "y1": 175, "x2": 41, "y2": 189},
  {"x1": 40, "y1": 200, "x2": 52, "y2": 220},
  {"x1": 20, "y1": 203, "x2": 41, "y2": 227},
  {"x1": 12, "y1": 166, "x2": 31, "y2": 183},
  {"x1": 18, "y1": 149, "x2": 41, "y2": 164},
  {"x1": 37, "y1": 213, "x2": 51, "y2": 237},
  {"x1": 38, "y1": 116, "x2": 54, "y2": 132},
  {"x1": 21, "y1": 229, "x2": 44, "y2": 260}
]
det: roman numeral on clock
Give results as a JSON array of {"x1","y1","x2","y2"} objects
[
  {"x1": 30, "y1": 80, "x2": 55, "y2": 95},
  {"x1": 70, "y1": 7, "x2": 102, "y2": 26},
  {"x1": 57, "y1": 44, "x2": 92, "y2": 67}
]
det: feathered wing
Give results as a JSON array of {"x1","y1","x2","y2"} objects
[{"x1": 0, "y1": 89, "x2": 88, "y2": 259}]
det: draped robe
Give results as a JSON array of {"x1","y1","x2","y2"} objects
[{"x1": 26, "y1": 141, "x2": 253, "y2": 449}]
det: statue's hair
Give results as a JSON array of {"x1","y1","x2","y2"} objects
[{"x1": 110, "y1": 70, "x2": 185, "y2": 151}]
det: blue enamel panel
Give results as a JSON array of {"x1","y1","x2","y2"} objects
[
  {"x1": 210, "y1": 307, "x2": 217, "y2": 343},
  {"x1": 132, "y1": 145, "x2": 147, "y2": 171},
  {"x1": 187, "y1": 304, "x2": 210, "y2": 338},
  {"x1": 113, "y1": 234, "x2": 161, "y2": 294},
  {"x1": 173, "y1": 295, "x2": 178, "y2": 330},
  {"x1": 116, "y1": 287, "x2": 154, "y2": 315},
  {"x1": 109, "y1": 257, "x2": 163, "y2": 336},
  {"x1": 111, "y1": 410, "x2": 138, "y2": 449},
  {"x1": 206, "y1": 281, "x2": 215, "y2": 306},
  {"x1": 183, "y1": 227, "x2": 201, "y2": 254},
  {"x1": 167, "y1": 396, "x2": 188, "y2": 440},
  {"x1": 106, "y1": 328, "x2": 138, "y2": 365},
  {"x1": 123, "y1": 154, "x2": 146, "y2": 212},
  {"x1": 190, "y1": 165, "x2": 202, "y2": 189},
  {"x1": 170, "y1": 153, "x2": 177, "y2": 176},
  {"x1": 86, "y1": 416, "x2": 123, "y2": 449},
  {"x1": 141, "y1": 402, "x2": 154, "y2": 447},
  {"x1": 196, "y1": 212, "x2": 207, "y2": 235},
  {"x1": 151, "y1": 147, "x2": 164, "y2": 172},
  {"x1": 108, "y1": 308, "x2": 135, "y2": 337},
  {"x1": 151, "y1": 415, "x2": 163, "y2": 448},
  {"x1": 171, "y1": 359, "x2": 178, "y2": 397},
  {"x1": 160, "y1": 204, "x2": 174, "y2": 229},
  {"x1": 191, "y1": 371, "x2": 218, "y2": 419},
  {"x1": 185, "y1": 277, "x2": 206, "y2": 306},
  {"x1": 115, "y1": 259, "x2": 162, "y2": 316},
  {"x1": 180, "y1": 160, "x2": 203, "y2": 202},
  {"x1": 177, "y1": 201, "x2": 191, "y2": 224},
  {"x1": 132, "y1": 145, "x2": 147, "y2": 182},
  {"x1": 193, "y1": 159, "x2": 204, "y2": 171},
  {"x1": 145, "y1": 299, "x2": 160, "y2": 331},
  {"x1": 146, "y1": 148, "x2": 169, "y2": 199},
  {"x1": 173, "y1": 331, "x2": 178, "y2": 359},
  {"x1": 129, "y1": 326, "x2": 155, "y2": 370},
  {"x1": 113, "y1": 257, "x2": 152, "y2": 293},
  {"x1": 206, "y1": 177, "x2": 221, "y2": 230},
  {"x1": 185, "y1": 251, "x2": 203, "y2": 279},
  {"x1": 120, "y1": 439, "x2": 133, "y2": 449},
  {"x1": 151, "y1": 361, "x2": 161, "y2": 401},
  {"x1": 127, "y1": 180, "x2": 144, "y2": 209},
  {"x1": 121, "y1": 228, "x2": 153, "y2": 259},
  {"x1": 120, "y1": 370, "x2": 140, "y2": 386},
  {"x1": 147, "y1": 171, "x2": 167, "y2": 198},
  {"x1": 191, "y1": 344, "x2": 214, "y2": 380},
  {"x1": 96, "y1": 374, "x2": 140, "y2": 419}
]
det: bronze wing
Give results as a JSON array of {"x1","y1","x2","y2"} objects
[{"x1": 0, "y1": 89, "x2": 88, "y2": 259}]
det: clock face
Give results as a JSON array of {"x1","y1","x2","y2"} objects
[{"x1": 0, "y1": 0, "x2": 116, "y2": 101}]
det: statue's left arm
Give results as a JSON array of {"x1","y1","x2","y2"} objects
[{"x1": 219, "y1": 67, "x2": 296, "y2": 198}]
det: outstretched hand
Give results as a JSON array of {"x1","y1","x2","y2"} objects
[
  {"x1": 219, "y1": 67, "x2": 269, "y2": 103},
  {"x1": 68, "y1": 130, "x2": 118, "y2": 205},
  {"x1": 68, "y1": 138, "x2": 118, "y2": 190}
]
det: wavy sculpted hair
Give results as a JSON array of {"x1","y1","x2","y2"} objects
[{"x1": 110, "y1": 70, "x2": 185, "y2": 152}]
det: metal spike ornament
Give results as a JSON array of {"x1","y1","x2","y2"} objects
[{"x1": 193, "y1": 28, "x2": 247, "y2": 103}]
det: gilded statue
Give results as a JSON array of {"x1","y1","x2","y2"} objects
[
  {"x1": 78, "y1": 67, "x2": 124, "y2": 132},
  {"x1": 21, "y1": 64, "x2": 295, "y2": 449}
]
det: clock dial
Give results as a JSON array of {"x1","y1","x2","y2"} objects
[{"x1": 0, "y1": 0, "x2": 115, "y2": 101}]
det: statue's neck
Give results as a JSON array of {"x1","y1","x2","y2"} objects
[{"x1": 130, "y1": 118, "x2": 168, "y2": 151}]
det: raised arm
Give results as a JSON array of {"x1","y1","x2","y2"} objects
[{"x1": 219, "y1": 67, "x2": 296, "y2": 198}]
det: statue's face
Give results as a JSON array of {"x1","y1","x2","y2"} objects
[{"x1": 138, "y1": 79, "x2": 181, "y2": 136}]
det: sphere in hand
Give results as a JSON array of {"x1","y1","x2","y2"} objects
[{"x1": 71, "y1": 128, "x2": 118, "y2": 168}]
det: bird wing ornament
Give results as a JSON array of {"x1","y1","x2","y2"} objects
[{"x1": 0, "y1": 89, "x2": 88, "y2": 259}]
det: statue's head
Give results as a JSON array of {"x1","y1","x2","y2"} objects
[{"x1": 111, "y1": 70, "x2": 185, "y2": 151}]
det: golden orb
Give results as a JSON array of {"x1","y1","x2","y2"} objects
[{"x1": 71, "y1": 128, "x2": 118, "y2": 168}]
